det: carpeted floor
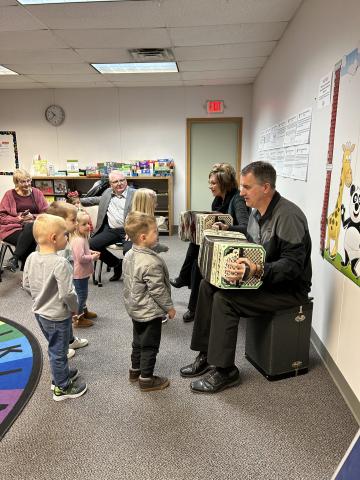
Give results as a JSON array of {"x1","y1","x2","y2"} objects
[{"x1": 0, "y1": 236, "x2": 358, "y2": 480}]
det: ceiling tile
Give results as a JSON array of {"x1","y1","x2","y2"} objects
[
  {"x1": 26, "y1": 74, "x2": 106, "y2": 83},
  {"x1": 182, "y1": 68, "x2": 260, "y2": 80},
  {"x1": 27, "y1": 1, "x2": 165, "y2": 30},
  {"x1": 0, "y1": 5, "x2": 45, "y2": 31},
  {"x1": 0, "y1": 1, "x2": 18, "y2": 6},
  {"x1": 179, "y1": 57, "x2": 267, "y2": 72},
  {"x1": 0, "y1": 49, "x2": 83, "y2": 63},
  {"x1": 174, "y1": 42, "x2": 277, "y2": 61},
  {"x1": 0, "y1": 30, "x2": 68, "y2": 50},
  {"x1": 40, "y1": 82, "x2": 114, "y2": 89},
  {"x1": 75, "y1": 49, "x2": 131, "y2": 63},
  {"x1": 169, "y1": 22, "x2": 287, "y2": 46},
  {"x1": 161, "y1": 0, "x2": 302, "y2": 27},
  {"x1": 183, "y1": 78, "x2": 254, "y2": 86},
  {"x1": 3, "y1": 63, "x2": 95, "y2": 74},
  {"x1": 110, "y1": 80, "x2": 184, "y2": 87},
  {"x1": 54, "y1": 28, "x2": 171, "y2": 49}
]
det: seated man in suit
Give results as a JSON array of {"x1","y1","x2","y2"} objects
[{"x1": 81, "y1": 171, "x2": 135, "y2": 281}]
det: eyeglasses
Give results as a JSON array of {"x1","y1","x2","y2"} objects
[
  {"x1": 111, "y1": 179, "x2": 127, "y2": 185},
  {"x1": 18, "y1": 179, "x2": 32, "y2": 184}
]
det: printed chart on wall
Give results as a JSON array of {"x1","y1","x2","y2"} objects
[
  {"x1": 257, "y1": 108, "x2": 312, "y2": 181},
  {"x1": 321, "y1": 48, "x2": 360, "y2": 287},
  {"x1": 0, "y1": 131, "x2": 19, "y2": 175}
]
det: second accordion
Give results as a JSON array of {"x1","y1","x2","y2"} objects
[
  {"x1": 179, "y1": 211, "x2": 233, "y2": 244},
  {"x1": 198, "y1": 230, "x2": 266, "y2": 289}
]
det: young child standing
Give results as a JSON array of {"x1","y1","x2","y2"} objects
[
  {"x1": 71, "y1": 211, "x2": 100, "y2": 327},
  {"x1": 123, "y1": 211, "x2": 176, "y2": 392},
  {"x1": 23, "y1": 214, "x2": 87, "y2": 401}
]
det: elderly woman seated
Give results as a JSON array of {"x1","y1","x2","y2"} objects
[{"x1": 0, "y1": 169, "x2": 48, "y2": 271}]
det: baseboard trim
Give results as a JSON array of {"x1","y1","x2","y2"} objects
[{"x1": 311, "y1": 328, "x2": 360, "y2": 425}]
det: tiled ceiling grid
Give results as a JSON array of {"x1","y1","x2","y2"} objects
[{"x1": 0, "y1": 0, "x2": 303, "y2": 88}]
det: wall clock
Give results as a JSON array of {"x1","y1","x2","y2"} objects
[{"x1": 45, "y1": 105, "x2": 65, "y2": 126}]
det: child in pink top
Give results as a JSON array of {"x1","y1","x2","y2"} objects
[{"x1": 71, "y1": 211, "x2": 100, "y2": 327}]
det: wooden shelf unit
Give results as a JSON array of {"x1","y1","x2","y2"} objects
[{"x1": 32, "y1": 175, "x2": 174, "y2": 235}]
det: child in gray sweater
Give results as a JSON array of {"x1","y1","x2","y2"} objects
[{"x1": 23, "y1": 213, "x2": 87, "y2": 401}]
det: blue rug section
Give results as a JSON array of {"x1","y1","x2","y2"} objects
[{"x1": 0, "y1": 316, "x2": 42, "y2": 440}]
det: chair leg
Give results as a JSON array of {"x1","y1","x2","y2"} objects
[
  {"x1": 0, "y1": 244, "x2": 14, "y2": 282},
  {"x1": 93, "y1": 260, "x2": 98, "y2": 285},
  {"x1": 97, "y1": 260, "x2": 103, "y2": 287}
]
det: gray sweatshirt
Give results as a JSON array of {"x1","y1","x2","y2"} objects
[{"x1": 23, "y1": 252, "x2": 78, "y2": 321}]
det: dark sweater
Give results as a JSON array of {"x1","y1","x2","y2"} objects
[{"x1": 247, "y1": 192, "x2": 312, "y2": 296}]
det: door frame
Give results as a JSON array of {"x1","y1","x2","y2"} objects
[{"x1": 186, "y1": 117, "x2": 243, "y2": 209}]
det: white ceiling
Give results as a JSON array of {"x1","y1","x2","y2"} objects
[{"x1": 0, "y1": 0, "x2": 303, "y2": 89}]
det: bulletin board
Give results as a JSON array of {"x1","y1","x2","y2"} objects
[
  {"x1": 321, "y1": 48, "x2": 360, "y2": 287},
  {"x1": 0, "y1": 131, "x2": 19, "y2": 176}
]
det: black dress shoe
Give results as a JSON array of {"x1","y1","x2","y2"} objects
[
  {"x1": 183, "y1": 310, "x2": 195, "y2": 322},
  {"x1": 170, "y1": 277, "x2": 188, "y2": 288},
  {"x1": 180, "y1": 353, "x2": 212, "y2": 378},
  {"x1": 190, "y1": 367, "x2": 240, "y2": 394},
  {"x1": 4, "y1": 256, "x2": 18, "y2": 273},
  {"x1": 109, "y1": 262, "x2": 122, "y2": 282}
]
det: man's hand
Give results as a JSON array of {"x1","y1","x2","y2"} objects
[
  {"x1": 224, "y1": 257, "x2": 257, "y2": 282},
  {"x1": 167, "y1": 307, "x2": 176, "y2": 319}
]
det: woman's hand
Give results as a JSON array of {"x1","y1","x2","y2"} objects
[{"x1": 213, "y1": 221, "x2": 229, "y2": 231}]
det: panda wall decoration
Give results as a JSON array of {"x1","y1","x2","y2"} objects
[{"x1": 341, "y1": 184, "x2": 360, "y2": 278}]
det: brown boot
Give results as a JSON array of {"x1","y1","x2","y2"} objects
[
  {"x1": 83, "y1": 307, "x2": 97, "y2": 319},
  {"x1": 139, "y1": 375, "x2": 170, "y2": 392},
  {"x1": 73, "y1": 314, "x2": 94, "y2": 328}
]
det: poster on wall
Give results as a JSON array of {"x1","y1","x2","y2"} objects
[
  {"x1": 321, "y1": 48, "x2": 360, "y2": 287},
  {"x1": 0, "y1": 132, "x2": 19, "y2": 175}
]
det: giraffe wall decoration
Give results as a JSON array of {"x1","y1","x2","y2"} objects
[{"x1": 326, "y1": 142, "x2": 355, "y2": 258}]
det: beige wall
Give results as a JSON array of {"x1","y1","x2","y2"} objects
[
  {"x1": 0, "y1": 84, "x2": 252, "y2": 222},
  {"x1": 250, "y1": 0, "x2": 360, "y2": 401}
]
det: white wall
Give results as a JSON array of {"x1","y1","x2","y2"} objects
[
  {"x1": 250, "y1": 0, "x2": 360, "y2": 401},
  {"x1": 0, "y1": 84, "x2": 252, "y2": 221}
]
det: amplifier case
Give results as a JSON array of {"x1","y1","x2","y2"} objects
[{"x1": 245, "y1": 303, "x2": 313, "y2": 381}]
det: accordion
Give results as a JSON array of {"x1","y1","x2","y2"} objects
[
  {"x1": 199, "y1": 230, "x2": 266, "y2": 289},
  {"x1": 178, "y1": 210, "x2": 233, "y2": 244}
]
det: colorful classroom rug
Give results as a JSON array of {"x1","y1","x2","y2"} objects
[{"x1": 0, "y1": 316, "x2": 42, "y2": 440}]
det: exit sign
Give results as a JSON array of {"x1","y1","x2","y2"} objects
[{"x1": 206, "y1": 100, "x2": 224, "y2": 114}]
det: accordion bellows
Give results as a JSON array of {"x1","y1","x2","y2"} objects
[
  {"x1": 199, "y1": 230, "x2": 266, "y2": 289},
  {"x1": 179, "y1": 211, "x2": 233, "y2": 244}
]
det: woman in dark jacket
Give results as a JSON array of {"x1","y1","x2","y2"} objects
[{"x1": 171, "y1": 163, "x2": 249, "y2": 322}]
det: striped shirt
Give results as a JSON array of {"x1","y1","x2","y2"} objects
[{"x1": 107, "y1": 187, "x2": 128, "y2": 228}]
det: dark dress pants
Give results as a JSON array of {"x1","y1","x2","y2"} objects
[
  {"x1": 89, "y1": 223, "x2": 131, "y2": 268},
  {"x1": 177, "y1": 242, "x2": 200, "y2": 286},
  {"x1": 4, "y1": 222, "x2": 36, "y2": 266},
  {"x1": 190, "y1": 279, "x2": 309, "y2": 368}
]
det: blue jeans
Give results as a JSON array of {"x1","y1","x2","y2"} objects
[
  {"x1": 35, "y1": 314, "x2": 71, "y2": 388},
  {"x1": 73, "y1": 277, "x2": 89, "y2": 315}
]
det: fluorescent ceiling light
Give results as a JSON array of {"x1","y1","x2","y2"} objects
[
  {"x1": 19, "y1": 0, "x2": 147, "y2": 4},
  {"x1": 0, "y1": 65, "x2": 18, "y2": 75},
  {"x1": 92, "y1": 63, "x2": 178, "y2": 74}
]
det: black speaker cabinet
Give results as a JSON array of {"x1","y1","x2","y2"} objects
[{"x1": 245, "y1": 302, "x2": 313, "y2": 381}]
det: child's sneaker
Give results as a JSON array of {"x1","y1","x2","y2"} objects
[
  {"x1": 73, "y1": 314, "x2": 94, "y2": 328},
  {"x1": 51, "y1": 368, "x2": 79, "y2": 391},
  {"x1": 53, "y1": 380, "x2": 87, "y2": 401},
  {"x1": 69, "y1": 336, "x2": 88, "y2": 349},
  {"x1": 139, "y1": 375, "x2": 169, "y2": 392},
  {"x1": 67, "y1": 348, "x2": 75, "y2": 359},
  {"x1": 129, "y1": 368, "x2": 141, "y2": 383}
]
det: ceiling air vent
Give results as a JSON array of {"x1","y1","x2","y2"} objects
[{"x1": 129, "y1": 48, "x2": 175, "y2": 62}]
